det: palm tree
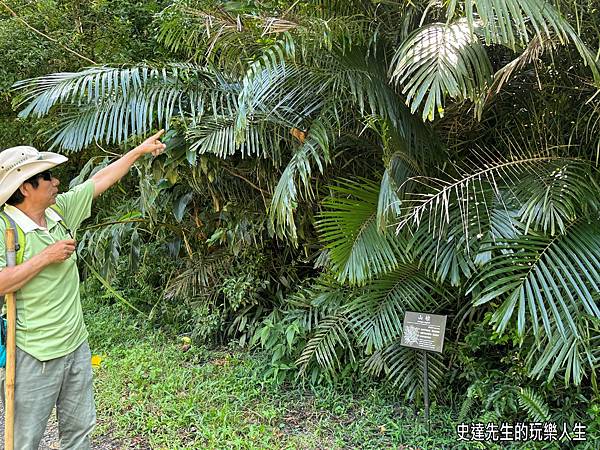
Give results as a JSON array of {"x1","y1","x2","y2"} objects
[{"x1": 12, "y1": 0, "x2": 600, "y2": 408}]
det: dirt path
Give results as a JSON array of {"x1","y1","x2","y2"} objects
[{"x1": 0, "y1": 401, "x2": 124, "y2": 449}]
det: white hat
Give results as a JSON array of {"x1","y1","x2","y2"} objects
[{"x1": 0, "y1": 146, "x2": 68, "y2": 205}]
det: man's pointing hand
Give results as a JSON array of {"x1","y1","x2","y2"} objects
[{"x1": 134, "y1": 129, "x2": 167, "y2": 157}]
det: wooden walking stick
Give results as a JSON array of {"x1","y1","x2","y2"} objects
[{"x1": 4, "y1": 227, "x2": 16, "y2": 450}]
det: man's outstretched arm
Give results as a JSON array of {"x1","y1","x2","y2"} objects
[{"x1": 91, "y1": 130, "x2": 166, "y2": 199}]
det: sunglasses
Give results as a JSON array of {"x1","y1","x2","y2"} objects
[{"x1": 27, "y1": 170, "x2": 53, "y2": 183}]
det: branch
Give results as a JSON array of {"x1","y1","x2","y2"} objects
[
  {"x1": 0, "y1": 0, "x2": 97, "y2": 65},
  {"x1": 222, "y1": 165, "x2": 270, "y2": 195}
]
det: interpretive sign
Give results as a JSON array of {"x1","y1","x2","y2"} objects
[{"x1": 400, "y1": 311, "x2": 447, "y2": 353}]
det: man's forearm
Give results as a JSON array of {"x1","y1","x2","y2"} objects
[
  {"x1": 90, "y1": 130, "x2": 165, "y2": 199},
  {"x1": 90, "y1": 149, "x2": 142, "y2": 199},
  {"x1": 0, "y1": 253, "x2": 51, "y2": 295}
]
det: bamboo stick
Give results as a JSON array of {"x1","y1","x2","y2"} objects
[{"x1": 4, "y1": 228, "x2": 16, "y2": 450}]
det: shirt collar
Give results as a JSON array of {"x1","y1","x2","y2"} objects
[{"x1": 3, "y1": 204, "x2": 63, "y2": 233}]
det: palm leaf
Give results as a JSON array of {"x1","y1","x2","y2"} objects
[
  {"x1": 397, "y1": 155, "x2": 595, "y2": 242},
  {"x1": 377, "y1": 152, "x2": 412, "y2": 231},
  {"x1": 157, "y1": 2, "x2": 376, "y2": 71},
  {"x1": 165, "y1": 248, "x2": 235, "y2": 302},
  {"x1": 470, "y1": 219, "x2": 600, "y2": 339},
  {"x1": 317, "y1": 178, "x2": 406, "y2": 285},
  {"x1": 527, "y1": 314, "x2": 600, "y2": 386},
  {"x1": 390, "y1": 19, "x2": 493, "y2": 121},
  {"x1": 514, "y1": 159, "x2": 600, "y2": 235},
  {"x1": 407, "y1": 181, "x2": 499, "y2": 286},
  {"x1": 13, "y1": 64, "x2": 237, "y2": 151},
  {"x1": 365, "y1": 341, "x2": 445, "y2": 400},
  {"x1": 186, "y1": 114, "x2": 284, "y2": 160},
  {"x1": 345, "y1": 264, "x2": 449, "y2": 353},
  {"x1": 296, "y1": 315, "x2": 354, "y2": 375},
  {"x1": 237, "y1": 64, "x2": 329, "y2": 140},
  {"x1": 238, "y1": 48, "x2": 439, "y2": 160},
  {"x1": 269, "y1": 118, "x2": 332, "y2": 243},
  {"x1": 447, "y1": 0, "x2": 600, "y2": 82}
]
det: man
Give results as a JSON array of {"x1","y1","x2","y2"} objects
[{"x1": 0, "y1": 130, "x2": 166, "y2": 449}]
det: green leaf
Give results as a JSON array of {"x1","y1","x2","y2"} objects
[
  {"x1": 173, "y1": 192, "x2": 194, "y2": 222},
  {"x1": 470, "y1": 219, "x2": 600, "y2": 340},
  {"x1": 390, "y1": 20, "x2": 492, "y2": 121},
  {"x1": 517, "y1": 387, "x2": 551, "y2": 422},
  {"x1": 317, "y1": 178, "x2": 407, "y2": 285},
  {"x1": 345, "y1": 264, "x2": 449, "y2": 353}
]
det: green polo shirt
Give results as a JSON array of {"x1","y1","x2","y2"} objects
[{"x1": 0, "y1": 179, "x2": 95, "y2": 361}]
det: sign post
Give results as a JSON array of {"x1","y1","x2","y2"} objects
[
  {"x1": 400, "y1": 311, "x2": 447, "y2": 433},
  {"x1": 422, "y1": 350, "x2": 429, "y2": 432}
]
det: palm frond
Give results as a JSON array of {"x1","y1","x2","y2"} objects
[
  {"x1": 470, "y1": 219, "x2": 600, "y2": 339},
  {"x1": 317, "y1": 178, "x2": 407, "y2": 285},
  {"x1": 334, "y1": 49, "x2": 439, "y2": 152},
  {"x1": 527, "y1": 314, "x2": 600, "y2": 386},
  {"x1": 377, "y1": 152, "x2": 412, "y2": 231},
  {"x1": 156, "y1": 4, "x2": 261, "y2": 71},
  {"x1": 345, "y1": 264, "x2": 449, "y2": 353},
  {"x1": 364, "y1": 341, "x2": 445, "y2": 400},
  {"x1": 515, "y1": 160, "x2": 600, "y2": 235},
  {"x1": 165, "y1": 248, "x2": 235, "y2": 301},
  {"x1": 390, "y1": 19, "x2": 493, "y2": 121},
  {"x1": 186, "y1": 114, "x2": 284, "y2": 160},
  {"x1": 447, "y1": 0, "x2": 600, "y2": 82},
  {"x1": 296, "y1": 315, "x2": 354, "y2": 375},
  {"x1": 407, "y1": 180, "x2": 498, "y2": 286},
  {"x1": 157, "y1": 2, "x2": 376, "y2": 70},
  {"x1": 13, "y1": 64, "x2": 237, "y2": 151},
  {"x1": 397, "y1": 154, "x2": 595, "y2": 241},
  {"x1": 269, "y1": 118, "x2": 332, "y2": 243},
  {"x1": 487, "y1": 34, "x2": 557, "y2": 96},
  {"x1": 237, "y1": 64, "x2": 330, "y2": 139},
  {"x1": 238, "y1": 46, "x2": 439, "y2": 159},
  {"x1": 294, "y1": 0, "x2": 376, "y2": 19}
]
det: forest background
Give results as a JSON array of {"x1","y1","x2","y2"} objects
[{"x1": 1, "y1": 0, "x2": 599, "y2": 447}]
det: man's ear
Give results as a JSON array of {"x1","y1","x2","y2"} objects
[{"x1": 19, "y1": 183, "x2": 30, "y2": 198}]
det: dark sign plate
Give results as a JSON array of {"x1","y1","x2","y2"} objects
[{"x1": 400, "y1": 311, "x2": 447, "y2": 353}]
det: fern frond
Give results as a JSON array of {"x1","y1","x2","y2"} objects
[{"x1": 517, "y1": 387, "x2": 551, "y2": 422}]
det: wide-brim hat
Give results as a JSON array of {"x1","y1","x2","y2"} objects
[{"x1": 0, "y1": 146, "x2": 68, "y2": 205}]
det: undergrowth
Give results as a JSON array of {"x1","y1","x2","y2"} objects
[{"x1": 82, "y1": 285, "x2": 594, "y2": 450}]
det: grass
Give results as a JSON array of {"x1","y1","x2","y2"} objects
[{"x1": 83, "y1": 293, "x2": 590, "y2": 450}]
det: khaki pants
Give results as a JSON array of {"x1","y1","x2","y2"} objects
[{"x1": 1, "y1": 341, "x2": 96, "y2": 449}]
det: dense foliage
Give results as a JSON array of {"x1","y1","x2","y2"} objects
[{"x1": 2, "y1": 0, "x2": 600, "y2": 439}]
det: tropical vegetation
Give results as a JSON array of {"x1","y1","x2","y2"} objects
[{"x1": 2, "y1": 0, "x2": 599, "y2": 445}]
